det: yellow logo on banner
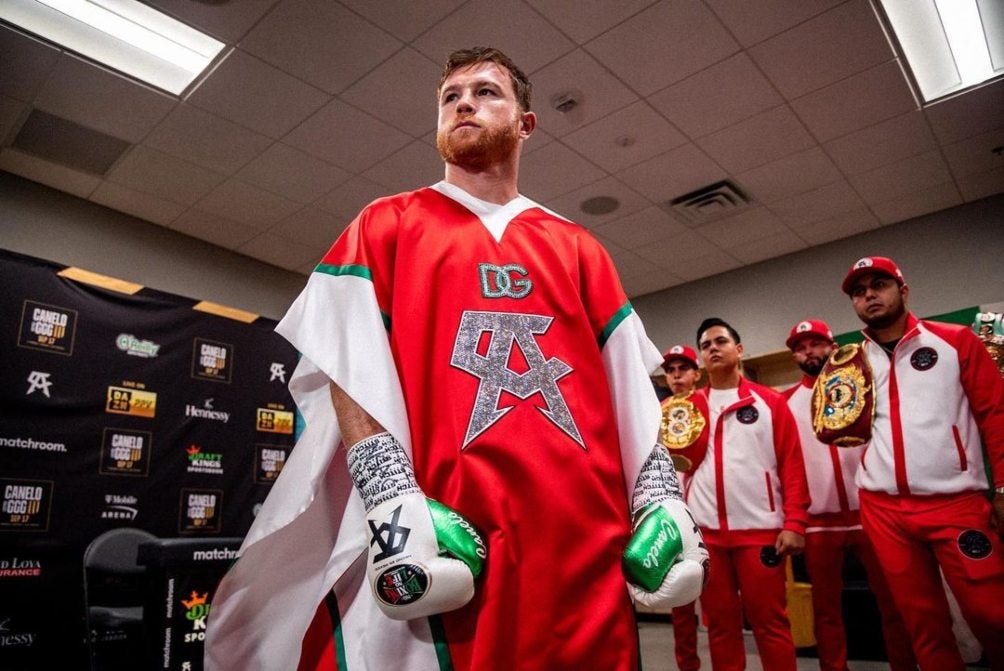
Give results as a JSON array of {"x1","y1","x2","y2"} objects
[
  {"x1": 256, "y1": 408, "x2": 294, "y2": 434},
  {"x1": 106, "y1": 386, "x2": 157, "y2": 418}
]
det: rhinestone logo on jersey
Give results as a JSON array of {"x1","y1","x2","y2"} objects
[
  {"x1": 478, "y1": 263, "x2": 533, "y2": 299},
  {"x1": 452, "y1": 310, "x2": 583, "y2": 448}
]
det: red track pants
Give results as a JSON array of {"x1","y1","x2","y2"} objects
[
  {"x1": 860, "y1": 490, "x2": 1004, "y2": 671},
  {"x1": 803, "y1": 528, "x2": 915, "y2": 671},
  {"x1": 672, "y1": 601, "x2": 701, "y2": 671},
  {"x1": 701, "y1": 543, "x2": 796, "y2": 671}
]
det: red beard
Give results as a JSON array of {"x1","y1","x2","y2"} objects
[{"x1": 436, "y1": 116, "x2": 520, "y2": 170}]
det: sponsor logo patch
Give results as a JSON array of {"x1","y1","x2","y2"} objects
[
  {"x1": 256, "y1": 406, "x2": 294, "y2": 435},
  {"x1": 736, "y1": 406, "x2": 759, "y2": 424},
  {"x1": 0, "y1": 557, "x2": 42, "y2": 579},
  {"x1": 269, "y1": 362, "x2": 286, "y2": 383},
  {"x1": 116, "y1": 333, "x2": 160, "y2": 358},
  {"x1": 25, "y1": 371, "x2": 52, "y2": 398},
  {"x1": 376, "y1": 564, "x2": 428, "y2": 607},
  {"x1": 100, "y1": 493, "x2": 139, "y2": 521},
  {"x1": 192, "y1": 338, "x2": 233, "y2": 383},
  {"x1": 181, "y1": 591, "x2": 210, "y2": 644},
  {"x1": 0, "y1": 480, "x2": 53, "y2": 531},
  {"x1": 186, "y1": 444, "x2": 223, "y2": 475},
  {"x1": 106, "y1": 383, "x2": 157, "y2": 418},
  {"x1": 100, "y1": 428, "x2": 151, "y2": 476},
  {"x1": 910, "y1": 347, "x2": 938, "y2": 371},
  {"x1": 958, "y1": 529, "x2": 992, "y2": 559},
  {"x1": 255, "y1": 444, "x2": 290, "y2": 483},
  {"x1": 180, "y1": 489, "x2": 222, "y2": 533},
  {"x1": 18, "y1": 300, "x2": 77, "y2": 355}
]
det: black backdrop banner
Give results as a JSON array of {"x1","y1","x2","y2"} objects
[{"x1": 0, "y1": 248, "x2": 299, "y2": 668}]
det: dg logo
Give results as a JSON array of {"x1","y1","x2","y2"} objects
[{"x1": 478, "y1": 263, "x2": 533, "y2": 299}]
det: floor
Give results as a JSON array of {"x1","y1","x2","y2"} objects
[{"x1": 638, "y1": 620, "x2": 896, "y2": 671}]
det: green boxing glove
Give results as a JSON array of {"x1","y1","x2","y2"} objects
[{"x1": 348, "y1": 433, "x2": 487, "y2": 620}]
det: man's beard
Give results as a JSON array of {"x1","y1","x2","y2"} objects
[
  {"x1": 436, "y1": 116, "x2": 520, "y2": 170},
  {"x1": 798, "y1": 359, "x2": 825, "y2": 377}
]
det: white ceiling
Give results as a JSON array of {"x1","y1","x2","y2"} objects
[{"x1": 1, "y1": 0, "x2": 1002, "y2": 297}]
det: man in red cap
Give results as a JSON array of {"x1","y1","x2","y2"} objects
[
  {"x1": 687, "y1": 318, "x2": 809, "y2": 671},
  {"x1": 842, "y1": 256, "x2": 1004, "y2": 670},
  {"x1": 782, "y1": 319, "x2": 915, "y2": 671},
  {"x1": 660, "y1": 344, "x2": 704, "y2": 671}
]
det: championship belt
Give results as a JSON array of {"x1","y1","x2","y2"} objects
[
  {"x1": 659, "y1": 393, "x2": 707, "y2": 473},
  {"x1": 811, "y1": 343, "x2": 874, "y2": 447}
]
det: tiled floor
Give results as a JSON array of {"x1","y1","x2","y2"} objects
[{"x1": 638, "y1": 621, "x2": 895, "y2": 671}]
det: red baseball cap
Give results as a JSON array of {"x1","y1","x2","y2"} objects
[
  {"x1": 841, "y1": 256, "x2": 906, "y2": 295},
  {"x1": 662, "y1": 344, "x2": 699, "y2": 370},
  {"x1": 786, "y1": 319, "x2": 834, "y2": 350}
]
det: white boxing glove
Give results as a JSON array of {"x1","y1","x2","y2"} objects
[
  {"x1": 623, "y1": 445, "x2": 708, "y2": 609},
  {"x1": 347, "y1": 432, "x2": 486, "y2": 620}
]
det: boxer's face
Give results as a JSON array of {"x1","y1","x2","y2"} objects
[
  {"x1": 850, "y1": 272, "x2": 907, "y2": 329},
  {"x1": 791, "y1": 337, "x2": 835, "y2": 377},
  {"x1": 664, "y1": 359, "x2": 700, "y2": 395},
  {"x1": 699, "y1": 326, "x2": 742, "y2": 374}
]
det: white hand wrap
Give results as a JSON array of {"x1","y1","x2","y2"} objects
[
  {"x1": 623, "y1": 445, "x2": 708, "y2": 609},
  {"x1": 347, "y1": 433, "x2": 483, "y2": 620}
]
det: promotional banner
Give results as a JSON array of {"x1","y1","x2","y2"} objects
[{"x1": 0, "y1": 249, "x2": 299, "y2": 669}]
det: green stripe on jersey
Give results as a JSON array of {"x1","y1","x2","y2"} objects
[
  {"x1": 428, "y1": 615, "x2": 455, "y2": 671},
  {"x1": 323, "y1": 591, "x2": 348, "y2": 671},
  {"x1": 599, "y1": 302, "x2": 633, "y2": 348}
]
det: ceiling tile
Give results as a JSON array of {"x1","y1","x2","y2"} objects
[
  {"x1": 562, "y1": 101, "x2": 686, "y2": 173},
  {"x1": 696, "y1": 105, "x2": 814, "y2": 173},
  {"x1": 924, "y1": 78, "x2": 1004, "y2": 145},
  {"x1": 313, "y1": 176, "x2": 390, "y2": 222},
  {"x1": 144, "y1": 104, "x2": 272, "y2": 174},
  {"x1": 340, "y1": 0, "x2": 465, "y2": 42},
  {"x1": 956, "y1": 166, "x2": 1004, "y2": 202},
  {"x1": 89, "y1": 181, "x2": 186, "y2": 226},
  {"x1": 701, "y1": 207, "x2": 793, "y2": 247},
  {"x1": 187, "y1": 50, "x2": 328, "y2": 139},
  {"x1": 823, "y1": 111, "x2": 937, "y2": 175},
  {"x1": 412, "y1": 0, "x2": 575, "y2": 74},
  {"x1": 749, "y1": 0, "x2": 893, "y2": 99},
  {"x1": 241, "y1": 0, "x2": 401, "y2": 94},
  {"x1": 545, "y1": 176, "x2": 650, "y2": 229},
  {"x1": 736, "y1": 146, "x2": 842, "y2": 203},
  {"x1": 770, "y1": 179, "x2": 865, "y2": 226},
  {"x1": 340, "y1": 47, "x2": 443, "y2": 137},
  {"x1": 616, "y1": 143, "x2": 726, "y2": 204},
  {"x1": 519, "y1": 141, "x2": 605, "y2": 202},
  {"x1": 196, "y1": 179, "x2": 302, "y2": 229},
  {"x1": 607, "y1": 248, "x2": 663, "y2": 280},
  {"x1": 728, "y1": 231, "x2": 807, "y2": 264},
  {"x1": 530, "y1": 49, "x2": 639, "y2": 138},
  {"x1": 34, "y1": 55, "x2": 176, "y2": 144},
  {"x1": 703, "y1": 0, "x2": 845, "y2": 48},
  {"x1": 170, "y1": 208, "x2": 260, "y2": 249},
  {"x1": 528, "y1": 0, "x2": 658, "y2": 44},
  {"x1": 522, "y1": 127, "x2": 555, "y2": 156},
  {"x1": 361, "y1": 140, "x2": 444, "y2": 193},
  {"x1": 593, "y1": 206, "x2": 696, "y2": 250},
  {"x1": 638, "y1": 246, "x2": 741, "y2": 281},
  {"x1": 268, "y1": 206, "x2": 347, "y2": 251},
  {"x1": 284, "y1": 98, "x2": 411, "y2": 171},
  {"x1": 237, "y1": 231, "x2": 321, "y2": 271},
  {"x1": 0, "y1": 147, "x2": 99, "y2": 198},
  {"x1": 791, "y1": 61, "x2": 917, "y2": 143},
  {"x1": 0, "y1": 25, "x2": 61, "y2": 102},
  {"x1": 647, "y1": 52, "x2": 784, "y2": 139},
  {"x1": 870, "y1": 181, "x2": 962, "y2": 225},
  {"x1": 941, "y1": 128, "x2": 1004, "y2": 179},
  {"x1": 144, "y1": 0, "x2": 280, "y2": 43},
  {"x1": 585, "y1": 1, "x2": 739, "y2": 96},
  {"x1": 623, "y1": 271, "x2": 685, "y2": 298},
  {"x1": 236, "y1": 143, "x2": 350, "y2": 204},
  {"x1": 0, "y1": 95, "x2": 27, "y2": 142},
  {"x1": 105, "y1": 145, "x2": 225, "y2": 205},
  {"x1": 788, "y1": 206, "x2": 882, "y2": 246},
  {"x1": 849, "y1": 150, "x2": 954, "y2": 204}
]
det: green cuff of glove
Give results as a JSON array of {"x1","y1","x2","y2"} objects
[
  {"x1": 623, "y1": 503, "x2": 684, "y2": 592},
  {"x1": 427, "y1": 498, "x2": 487, "y2": 578}
]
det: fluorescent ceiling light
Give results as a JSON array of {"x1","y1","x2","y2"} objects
[
  {"x1": 877, "y1": 0, "x2": 1004, "y2": 102},
  {"x1": 0, "y1": 0, "x2": 225, "y2": 95}
]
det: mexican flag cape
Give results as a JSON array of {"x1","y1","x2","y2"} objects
[{"x1": 206, "y1": 182, "x2": 664, "y2": 670}]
